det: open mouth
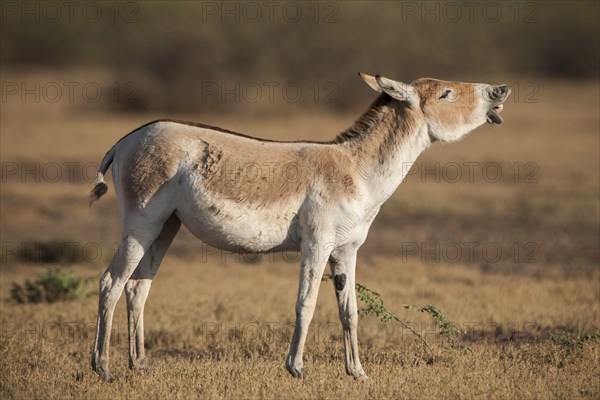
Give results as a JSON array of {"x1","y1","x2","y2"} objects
[{"x1": 487, "y1": 104, "x2": 504, "y2": 124}]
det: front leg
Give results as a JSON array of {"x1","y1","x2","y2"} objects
[
  {"x1": 329, "y1": 248, "x2": 368, "y2": 380},
  {"x1": 285, "y1": 242, "x2": 330, "y2": 379}
]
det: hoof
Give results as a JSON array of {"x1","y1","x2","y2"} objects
[
  {"x1": 286, "y1": 365, "x2": 308, "y2": 379},
  {"x1": 354, "y1": 373, "x2": 369, "y2": 382},
  {"x1": 129, "y1": 359, "x2": 148, "y2": 372},
  {"x1": 98, "y1": 370, "x2": 114, "y2": 383},
  {"x1": 92, "y1": 358, "x2": 114, "y2": 382},
  {"x1": 347, "y1": 367, "x2": 369, "y2": 381}
]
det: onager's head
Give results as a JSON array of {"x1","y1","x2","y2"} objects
[{"x1": 359, "y1": 72, "x2": 510, "y2": 142}]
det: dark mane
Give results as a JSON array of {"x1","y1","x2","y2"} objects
[{"x1": 331, "y1": 94, "x2": 392, "y2": 144}]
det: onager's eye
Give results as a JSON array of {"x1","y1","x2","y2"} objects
[{"x1": 439, "y1": 89, "x2": 452, "y2": 100}]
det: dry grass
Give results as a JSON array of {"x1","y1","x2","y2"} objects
[
  {"x1": 1, "y1": 259, "x2": 599, "y2": 399},
  {"x1": 0, "y1": 72, "x2": 599, "y2": 398}
]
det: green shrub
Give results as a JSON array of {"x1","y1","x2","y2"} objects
[
  {"x1": 11, "y1": 268, "x2": 89, "y2": 304},
  {"x1": 551, "y1": 332, "x2": 600, "y2": 355}
]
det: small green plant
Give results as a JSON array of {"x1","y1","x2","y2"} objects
[
  {"x1": 354, "y1": 282, "x2": 434, "y2": 356},
  {"x1": 404, "y1": 304, "x2": 463, "y2": 348},
  {"x1": 323, "y1": 275, "x2": 466, "y2": 359},
  {"x1": 11, "y1": 268, "x2": 90, "y2": 304},
  {"x1": 550, "y1": 331, "x2": 600, "y2": 355},
  {"x1": 474, "y1": 384, "x2": 499, "y2": 396}
]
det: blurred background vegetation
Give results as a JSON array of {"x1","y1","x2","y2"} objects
[{"x1": 2, "y1": 0, "x2": 598, "y2": 113}]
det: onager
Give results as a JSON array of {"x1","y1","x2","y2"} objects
[{"x1": 90, "y1": 73, "x2": 510, "y2": 382}]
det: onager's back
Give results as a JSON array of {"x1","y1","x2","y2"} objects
[{"x1": 90, "y1": 73, "x2": 510, "y2": 382}]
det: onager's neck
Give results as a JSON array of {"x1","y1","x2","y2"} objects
[{"x1": 335, "y1": 95, "x2": 431, "y2": 204}]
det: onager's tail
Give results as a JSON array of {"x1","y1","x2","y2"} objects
[{"x1": 89, "y1": 146, "x2": 117, "y2": 206}]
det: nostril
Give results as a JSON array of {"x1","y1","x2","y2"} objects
[{"x1": 489, "y1": 85, "x2": 508, "y2": 100}]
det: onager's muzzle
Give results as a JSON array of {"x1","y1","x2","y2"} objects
[{"x1": 486, "y1": 84, "x2": 510, "y2": 124}]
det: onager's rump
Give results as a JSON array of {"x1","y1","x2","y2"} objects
[{"x1": 90, "y1": 73, "x2": 510, "y2": 382}]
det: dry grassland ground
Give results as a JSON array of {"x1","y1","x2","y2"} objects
[{"x1": 1, "y1": 73, "x2": 599, "y2": 399}]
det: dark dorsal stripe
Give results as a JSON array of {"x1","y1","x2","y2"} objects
[
  {"x1": 109, "y1": 97, "x2": 392, "y2": 149},
  {"x1": 113, "y1": 119, "x2": 327, "y2": 146}
]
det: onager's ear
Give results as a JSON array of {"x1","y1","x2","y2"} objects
[
  {"x1": 375, "y1": 75, "x2": 419, "y2": 107},
  {"x1": 358, "y1": 72, "x2": 382, "y2": 93}
]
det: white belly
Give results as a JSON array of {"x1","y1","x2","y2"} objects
[{"x1": 175, "y1": 188, "x2": 302, "y2": 253}]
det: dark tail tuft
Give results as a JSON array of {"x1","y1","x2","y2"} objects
[
  {"x1": 89, "y1": 173, "x2": 109, "y2": 206},
  {"x1": 89, "y1": 145, "x2": 116, "y2": 207}
]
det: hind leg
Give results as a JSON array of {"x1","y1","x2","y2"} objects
[
  {"x1": 329, "y1": 247, "x2": 367, "y2": 380},
  {"x1": 91, "y1": 216, "x2": 168, "y2": 382},
  {"x1": 285, "y1": 239, "x2": 332, "y2": 378},
  {"x1": 125, "y1": 214, "x2": 181, "y2": 371}
]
